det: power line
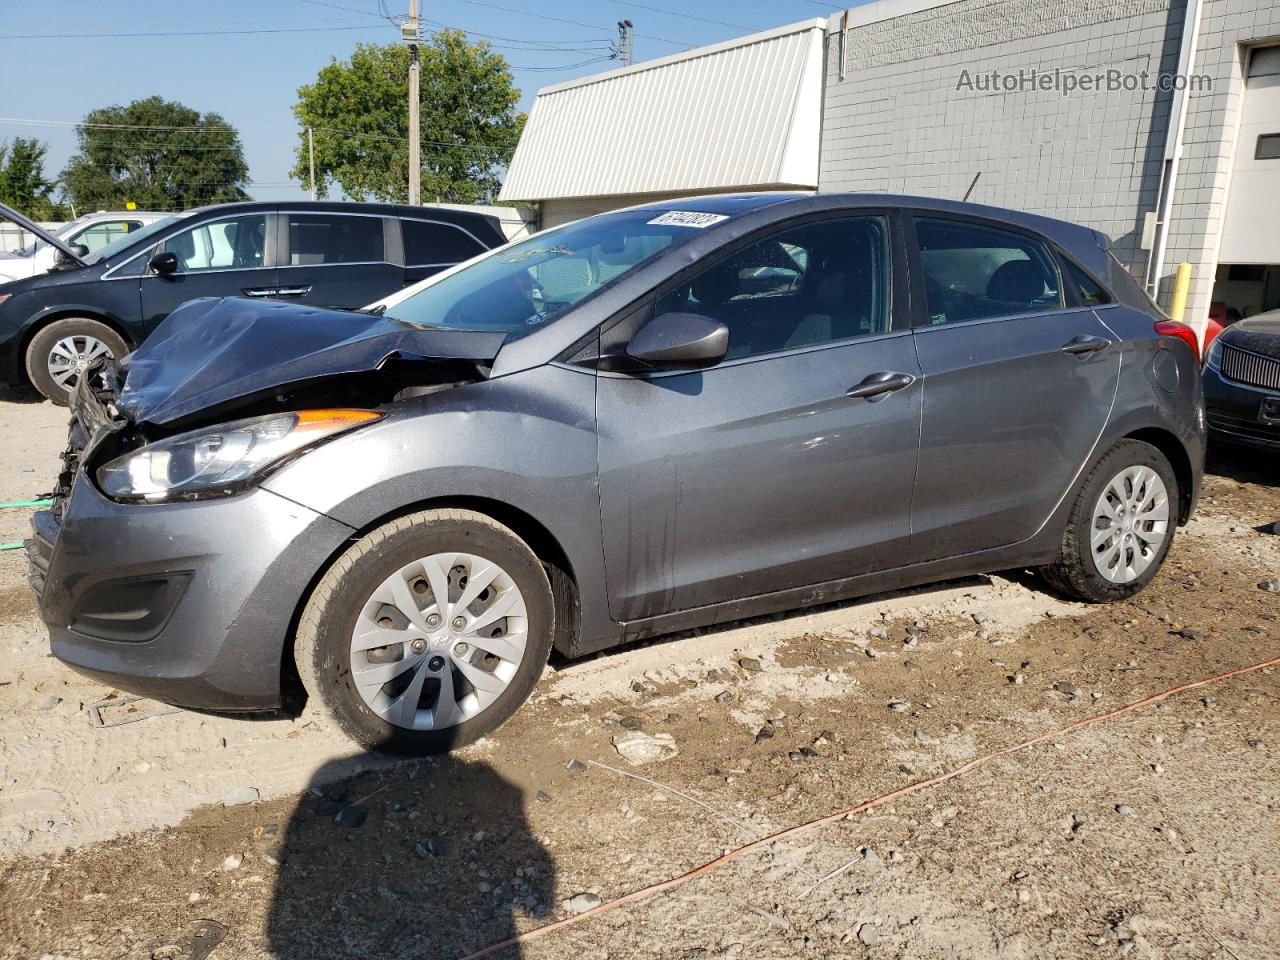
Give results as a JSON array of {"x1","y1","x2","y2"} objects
[
  {"x1": 0, "y1": 23, "x2": 383, "y2": 40},
  {"x1": 451, "y1": 0, "x2": 691, "y2": 48},
  {"x1": 604, "y1": 2, "x2": 756, "y2": 31}
]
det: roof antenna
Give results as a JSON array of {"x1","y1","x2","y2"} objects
[{"x1": 961, "y1": 172, "x2": 981, "y2": 202}]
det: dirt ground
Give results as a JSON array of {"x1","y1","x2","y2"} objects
[{"x1": 0, "y1": 387, "x2": 1277, "y2": 960}]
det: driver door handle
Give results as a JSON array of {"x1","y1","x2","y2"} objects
[
  {"x1": 846, "y1": 371, "x2": 916, "y2": 401},
  {"x1": 243, "y1": 287, "x2": 278, "y2": 297},
  {"x1": 1061, "y1": 335, "x2": 1112, "y2": 355},
  {"x1": 274, "y1": 285, "x2": 312, "y2": 297}
]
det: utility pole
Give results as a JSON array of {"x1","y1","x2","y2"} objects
[
  {"x1": 616, "y1": 20, "x2": 634, "y2": 66},
  {"x1": 307, "y1": 127, "x2": 317, "y2": 201},
  {"x1": 405, "y1": 0, "x2": 421, "y2": 205}
]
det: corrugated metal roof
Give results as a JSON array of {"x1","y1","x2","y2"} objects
[{"x1": 498, "y1": 19, "x2": 826, "y2": 203}]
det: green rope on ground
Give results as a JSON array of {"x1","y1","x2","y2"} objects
[
  {"x1": 0, "y1": 541, "x2": 25, "y2": 551},
  {"x1": 0, "y1": 499, "x2": 52, "y2": 508}
]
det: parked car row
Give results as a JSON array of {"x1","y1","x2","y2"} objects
[
  {"x1": 0, "y1": 201, "x2": 507, "y2": 402},
  {"x1": 26, "y1": 192, "x2": 1208, "y2": 753},
  {"x1": 0, "y1": 209, "x2": 168, "y2": 284}
]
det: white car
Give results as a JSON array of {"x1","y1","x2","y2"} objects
[{"x1": 0, "y1": 210, "x2": 166, "y2": 283}]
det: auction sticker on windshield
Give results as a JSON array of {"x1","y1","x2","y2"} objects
[{"x1": 647, "y1": 211, "x2": 730, "y2": 228}]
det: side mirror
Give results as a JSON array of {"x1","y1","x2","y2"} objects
[
  {"x1": 626, "y1": 311, "x2": 729, "y2": 370},
  {"x1": 149, "y1": 251, "x2": 179, "y2": 276},
  {"x1": 54, "y1": 244, "x2": 89, "y2": 268}
]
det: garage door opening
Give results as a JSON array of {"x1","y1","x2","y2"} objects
[{"x1": 1211, "y1": 263, "x2": 1280, "y2": 325}]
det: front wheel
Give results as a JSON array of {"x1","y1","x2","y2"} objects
[
  {"x1": 25, "y1": 318, "x2": 128, "y2": 405},
  {"x1": 295, "y1": 509, "x2": 555, "y2": 754},
  {"x1": 1039, "y1": 439, "x2": 1178, "y2": 602}
]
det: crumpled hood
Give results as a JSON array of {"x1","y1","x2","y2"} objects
[
  {"x1": 117, "y1": 297, "x2": 507, "y2": 426},
  {"x1": 1220, "y1": 309, "x2": 1280, "y2": 360}
]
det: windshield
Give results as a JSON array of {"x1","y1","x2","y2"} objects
[
  {"x1": 382, "y1": 208, "x2": 728, "y2": 334},
  {"x1": 87, "y1": 214, "x2": 186, "y2": 264}
]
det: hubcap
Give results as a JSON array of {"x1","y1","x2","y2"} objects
[
  {"x1": 47, "y1": 335, "x2": 113, "y2": 392},
  {"x1": 1090, "y1": 465, "x2": 1169, "y2": 584},
  {"x1": 349, "y1": 552, "x2": 529, "y2": 731}
]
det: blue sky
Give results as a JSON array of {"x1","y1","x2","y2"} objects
[{"x1": 0, "y1": 0, "x2": 843, "y2": 206}]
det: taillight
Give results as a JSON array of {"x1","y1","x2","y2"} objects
[{"x1": 1153, "y1": 319, "x2": 1200, "y2": 365}]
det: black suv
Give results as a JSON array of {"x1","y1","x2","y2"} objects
[{"x1": 0, "y1": 201, "x2": 506, "y2": 402}]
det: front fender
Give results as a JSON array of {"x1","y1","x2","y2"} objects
[{"x1": 260, "y1": 363, "x2": 615, "y2": 649}]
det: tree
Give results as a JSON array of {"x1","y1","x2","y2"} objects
[
  {"x1": 292, "y1": 31, "x2": 525, "y2": 204},
  {"x1": 0, "y1": 138, "x2": 64, "y2": 220},
  {"x1": 61, "y1": 97, "x2": 250, "y2": 212}
]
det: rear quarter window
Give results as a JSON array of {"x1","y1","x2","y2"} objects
[{"x1": 402, "y1": 219, "x2": 487, "y2": 265}]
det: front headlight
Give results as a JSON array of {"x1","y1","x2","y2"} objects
[
  {"x1": 98, "y1": 409, "x2": 382, "y2": 502},
  {"x1": 1204, "y1": 335, "x2": 1223, "y2": 370}
]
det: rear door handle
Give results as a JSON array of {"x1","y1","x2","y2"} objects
[
  {"x1": 1061, "y1": 335, "x2": 1112, "y2": 355},
  {"x1": 845, "y1": 371, "x2": 917, "y2": 401},
  {"x1": 274, "y1": 285, "x2": 312, "y2": 297},
  {"x1": 243, "y1": 287, "x2": 278, "y2": 297}
]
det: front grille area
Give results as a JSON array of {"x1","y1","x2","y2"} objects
[{"x1": 1220, "y1": 344, "x2": 1280, "y2": 391}]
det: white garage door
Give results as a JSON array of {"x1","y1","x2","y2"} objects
[{"x1": 1220, "y1": 46, "x2": 1280, "y2": 263}]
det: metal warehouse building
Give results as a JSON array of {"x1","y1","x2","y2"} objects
[
  {"x1": 503, "y1": 0, "x2": 1280, "y2": 334},
  {"x1": 498, "y1": 20, "x2": 827, "y2": 229}
]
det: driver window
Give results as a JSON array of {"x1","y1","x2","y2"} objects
[
  {"x1": 652, "y1": 216, "x2": 891, "y2": 361},
  {"x1": 160, "y1": 215, "x2": 267, "y2": 272}
]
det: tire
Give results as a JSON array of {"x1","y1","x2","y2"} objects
[
  {"x1": 25, "y1": 318, "x2": 129, "y2": 405},
  {"x1": 295, "y1": 509, "x2": 555, "y2": 754},
  {"x1": 1039, "y1": 439, "x2": 1178, "y2": 602}
]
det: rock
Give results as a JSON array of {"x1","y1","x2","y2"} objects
[
  {"x1": 566, "y1": 892, "x2": 602, "y2": 914},
  {"x1": 914, "y1": 729, "x2": 934, "y2": 744},
  {"x1": 415, "y1": 837, "x2": 446, "y2": 858},
  {"x1": 903, "y1": 660, "x2": 920, "y2": 672},
  {"x1": 889, "y1": 700, "x2": 910, "y2": 712},
  {"x1": 536, "y1": 791, "x2": 552, "y2": 804},
  {"x1": 868, "y1": 626, "x2": 888, "y2": 640},
  {"x1": 857, "y1": 923, "x2": 879, "y2": 946},
  {"x1": 222, "y1": 853, "x2": 243, "y2": 871},
  {"x1": 1174, "y1": 628, "x2": 1207, "y2": 642},
  {"x1": 1249, "y1": 739, "x2": 1265, "y2": 750},
  {"x1": 1258, "y1": 579, "x2": 1280, "y2": 592},
  {"x1": 972, "y1": 611, "x2": 991, "y2": 624},
  {"x1": 754, "y1": 727, "x2": 775, "y2": 744},
  {"x1": 714, "y1": 691, "x2": 735, "y2": 704},
  {"x1": 612, "y1": 731, "x2": 679, "y2": 766},
  {"x1": 738, "y1": 657, "x2": 763, "y2": 672},
  {"x1": 865, "y1": 647, "x2": 880, "y2": 659},
  {"x1": 788, "y1": 751, "x2": 805, "y2": 762},
  {"x1": 1116, "y1": 804, "x2": 1136, "y2": 817},
  {"x1": 566, "y1": 759, "x2": 587, "y2": 773},
  {"x1": 903, "y1": 635, "x2": 919, "y2": 651},
  {"x1": 1011, "y1": 672, "x2": 1025, "y2": 685},
  {"x1": 35, "y1": 695, "x2": 61, "y2": 711},
  {"x1": 619, "y1": 715, "x2": 642, "y2": 730},
  {"x1": 334, "y1": 805, "x2": 367, "y2": 828},
  {"x1": 222, "y1": 786, "x2": 259, "y2": 807},
  {"x1": 1054, "y1": 681, "x2": 1082, "y2": 697},
  {"x1": 862, "y1": 847, "x2": 883, "y2": 868}
]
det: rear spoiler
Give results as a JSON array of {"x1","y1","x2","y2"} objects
[{"x1": 0, "y1": 202, "x2": 88, "y2": 267}]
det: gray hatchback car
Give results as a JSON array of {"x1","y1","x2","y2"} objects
[{"x1": 29, "y1": 193, "x2": 1205, "y2": 753}]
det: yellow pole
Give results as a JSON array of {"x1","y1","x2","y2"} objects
[{"x1": 1168, "y1": 262, "x2": 1192, "y2": 324}]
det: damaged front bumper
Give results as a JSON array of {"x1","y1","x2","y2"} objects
[{"x1": 28, "y1": 368, "x2": 357, "y2": 711}]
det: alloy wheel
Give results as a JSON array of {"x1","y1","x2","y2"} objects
[
  {"x1": 47, "y1": 334, "x2": 112, "y2": 392},
  {"x1": 1090, "y1": 465, "x2": 1170, "y2": 584},
  {"x1": 348, "y1": 552, "x2": 529, "y2": 730}
]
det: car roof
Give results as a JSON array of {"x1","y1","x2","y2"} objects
[
  {"x1": 177, "y1": 199, "x2": 501, "y2": 227},
  {"x1": 633, "y1": 191, "x2": 1111, "y2": 276}
]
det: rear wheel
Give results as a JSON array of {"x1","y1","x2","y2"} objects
[
  {"x1": 1040, "y1": 439, "x2": 1178, "y2": 602},
  {"x1": 295, "y1": 509, "x2": 555, "y2": 754},
  {"x1": 25, "y1": 318, "x2": 128, "y2": 405}
]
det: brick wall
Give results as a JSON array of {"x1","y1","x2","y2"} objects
[{"x1": 820, "y1": 0, "x2": 1280, "y2": 326}]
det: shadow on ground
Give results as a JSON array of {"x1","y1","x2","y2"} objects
[
  {"x1": 1207, "y1": 440, "x2": 1277, "y2": 487},
  {"x1": 266, "y1": 756, "x2": 553, "y2": 959}
]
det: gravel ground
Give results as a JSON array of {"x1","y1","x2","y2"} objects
[{"x1": 0, "y1": 388, "x2": 1276, "y2": 960}]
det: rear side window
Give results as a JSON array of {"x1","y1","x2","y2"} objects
[
  {"x1": 287, "y1": 214, "x2": 384, "y2": 265},
  {"x1": 915, "y1": 218, "x2": 1063, "y2": 324},
  {"x1": 1064, "y1": 260, "x2": 1112, "y2": 306},
  {"x1": 402, "y1": 219, "x2": 487, "y2": 265}
]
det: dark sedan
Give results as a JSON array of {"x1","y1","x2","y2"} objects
[
  {"x1": 0, "y1": 201, "x2": 506, "y2": 403},
  {"x1": 1203, "y1": 309, "x2": 1280, "y2": 449}
]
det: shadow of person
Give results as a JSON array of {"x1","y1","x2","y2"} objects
[{"x1": 265, "y1": 753, "x2": 554, "y2": 960}]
